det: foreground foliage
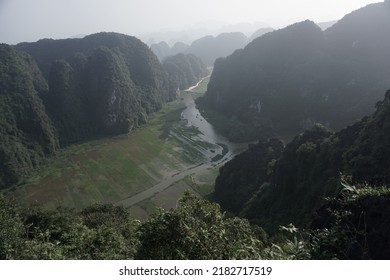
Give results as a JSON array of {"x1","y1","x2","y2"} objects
[
  {"x1": 1, "y1": 188, "x2": 389, "y2": 260},
  {"x1": 136, "y1": 193, "x2": 263, "y2": 259}
]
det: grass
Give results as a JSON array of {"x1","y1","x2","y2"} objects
[
  {"x1": 9, "y1": 76, "x2": 217, "y2": 213},
  {"x1": 15, "y1": 104, "x2": 187, "y2": 208},
  {"x1": 133, "y1": 165, "x2": 220, "y2": 217},
  {"x1": 190, "y1": 76, "x2": 210, "y2": 99}
]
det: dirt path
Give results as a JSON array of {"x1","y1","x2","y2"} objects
[{"x1": 114, "y1": 159, "x2": 226, "y2": 208}]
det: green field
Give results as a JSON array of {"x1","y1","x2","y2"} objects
[
  {"x1": 190, "y1": 76, "x2": 210, "y2": 97},
  {"x1": 8, "y1": 76, "x2": 219, "y2": 214},
  {"x1": 128, "y1": 166, "x2": 220, "y2": 219}
]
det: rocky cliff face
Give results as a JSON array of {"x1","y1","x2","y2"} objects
[
  {"x1": 16, "y1": 32, "x2": 178, "y2": 145},
  {"x1": 163, "y1": 53, "x2": 208, "y2": 90},
  {"x1": 0, "y1": 32, "x2": 180, "y2": 188}
]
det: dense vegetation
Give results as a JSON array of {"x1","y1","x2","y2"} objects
[
  {"x1": 214, "y1": 90, "x2": 390, "y2": 236},
  {"x1": 1, "y1": 33, "x2": 180, "y2": 188},
  {"x1": 2, "y1": 183, "x2": 389, "y2": 260},
  {"x1": 1, "y1": 3, "x2": 390, "y2": 261},
  {"x1": 0, "y1": 44, "x2": 58, "y2": 188},
  {"x1": 0, "y1": 192, "x2": 264, "y2": 260},
  {"x1": 16, "y1": 33, "x2": 177, "y2": 144},
  {"x1": 162, "y1": 53, "x2": 208, "y2": 90},
  {"x1": 2, "y1": 92, "x2": 387, "y2": 260},
  {"x1": 198, "y1": 2, "x2": 390, "y2": 142}
]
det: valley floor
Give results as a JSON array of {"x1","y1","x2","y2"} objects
[{"x1": 5, "y1": 77, "x2": 249, "y2": 219}]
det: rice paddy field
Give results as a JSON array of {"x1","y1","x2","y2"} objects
[{"x1": 7, "y1": 77, "x2": 221, "y2": 218}]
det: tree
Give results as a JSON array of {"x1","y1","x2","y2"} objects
[
  {"x1": 0, "y1": 194, "x2": 24, "y2": 259},
  {"x1": 136, "y1": 192, "x2": 264, "y2": 259}
]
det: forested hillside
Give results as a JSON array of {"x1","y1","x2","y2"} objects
[
  {"x1": 1, "y1": 1, "x2": 390, "y2": 261},
  {"x1": 0, "y1": 33, "x2": 180, "y2": 188},
  {"x1": 150, "y1": 41, "x2": 172, "y2": 61},
  {"x1": 214, "y1": 90, "x2": 390, "y2": 235},
  {"x1": 15, "y1": 32, "x2": 177, "y2": 146},
  {"x1": 0, "y1": 45, "x2": 58, "y2": 188},
  {"x1": 198, "y1": 2, "x2": 390, "y2": 141},
  {"x1": 163, "y1": 53, "x2": 208, "y2": 90}
]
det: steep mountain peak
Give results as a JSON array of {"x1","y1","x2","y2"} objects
[
  {"x1": 13, "y1": 32, "x2": 178, "y2": 143},
  {"x1": 215, "y1": 32, "x2": 247, "y2": 40},
  {"x1": 150, "y1": 41, "x2": 171, "y2": 61},
  {"x1": 199, "y1": 2, "x2": 390, "y2": 142},
  {"x1": 186, "y1": 32, "x2": 248, "y2": 66},
  {"x1": 248, "y1": 27, "x2": 274, "y2": 42},
  {"x1": 246, "y1": 19, "x2": 323, "y2": 52},
  {"x1": 325, "y1": 1, "x2": 390, "y2": 38}
]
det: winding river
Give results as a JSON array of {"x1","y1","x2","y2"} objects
[{"x1": 114, "y1": 79, "x2": 250, "y2": 208}]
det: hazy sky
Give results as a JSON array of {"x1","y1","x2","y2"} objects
[{"x1": 0, "y1": 0, "x2": 381, "y2": 44}]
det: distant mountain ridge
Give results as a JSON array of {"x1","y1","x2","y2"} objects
[
  {"x1": 185, "y1": 32, "x2": 248, "y2": 66},
  {"x1": 149, "y1": 21, "x2": 343, "y2": 65},
  {"x1": 150, "y1": 41, "x2": 172, "y2": 62},
  {"x1": 142, "y1": 21, "x2": 271, "y2": 46},
  {"x1": 150, "y1": 29, "x2": 274, "y2": 65},
  {"x1": 198, "y1": 2, "x2": 390, "y2": 141}
]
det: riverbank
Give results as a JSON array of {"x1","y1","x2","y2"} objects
[
  {"x1": 7, "y1": 77, "x2": 250, "y2": 218},
  {"x1": 115, "y1": 77, "x2": 250, "y2": 216}
]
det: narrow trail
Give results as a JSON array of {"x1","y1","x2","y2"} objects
[{"x1": 114, "y1": 158, "x2": 228, "y2": 208}]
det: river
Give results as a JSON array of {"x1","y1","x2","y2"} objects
[{"x1": 114, "y1": 79, "x2": 250, "y2": 208}]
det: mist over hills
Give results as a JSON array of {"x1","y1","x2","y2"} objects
[
  {"x1": 2, "y1": 1, "x2": 390, "y2": 261},
  {"x1": 150, "y1": 21, "x2": 334, "y2": 66},
  {"x1": 316, "y1": 20, "x2": 338, "y2": 30},
  {"x1": 150, "y1": 41, "x2": 172, "y2": 62},
  {"x1": 150, "y1": 29, "x2": 274, "y2": 65},
  {"x1": 247, "y1": 27, "x2": 275, "y2": 41},
  {"x1": 162, "y1": 53, "x2": 208, "y2": 90},
  {"x1": 186, "y1": 32, "x2": 248, "y2": 66},
  {"x1": 142, "y1": 21, "x2": 271, "y2": 46},
  {"x1": 198, "y1": 1, "x2": 390, "y2": 141}
]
